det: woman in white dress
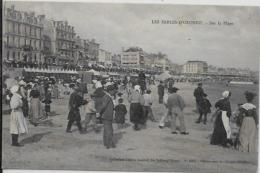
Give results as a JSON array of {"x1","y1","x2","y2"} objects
[{"x1": 9, "y1": 85, "x2": 29, "y2": 147}]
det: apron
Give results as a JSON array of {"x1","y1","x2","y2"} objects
[{"x1": 221, "y1": 111, "x2": 231, "y2": 139}]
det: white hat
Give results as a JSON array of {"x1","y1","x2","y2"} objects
[
  {"x1": 134, "y1": 85, "x2": 141, "y2": 93},
  {"x1": 10, "y1": 85, "x2": 19, "y2": 94},
  {"x1": 18, "y1": 80, "x2": 26, "y2": 86},
  {"x1": 95, "y1": 81, "x2": 102, "y2": 88},
  {"x1": 222, "y1": 91, "x2": 230, "y2": 98}
]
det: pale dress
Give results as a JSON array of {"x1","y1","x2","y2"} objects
[
  {"x1": 10, "y1": 93, "x2": 29, "y2": 134},
  {"x1": 239, "y1": 103, "x2": 257, "y2": 153}
]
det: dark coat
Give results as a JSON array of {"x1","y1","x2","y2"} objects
[
  {"x1": 115, "y1": 104, "x2": 127, "y2": 124},
  {"x1": 215, "y1": 98, "x2": 231, "y2": 117},
  {"x1": 199, "y1": 98, "x2": 212, "y2": 114},
  {"x1": 194, "y1": 87, "x2": 204, "y2": 103},
  {"x1": 157, "y1": 84, "x2": 165, "y2": 96},
  {"x1": 99, "y1": 94, "x2": 114, "y2": 121},
  {"x1": 67, "y1": 91, "x2": 85, "y2": 121}
]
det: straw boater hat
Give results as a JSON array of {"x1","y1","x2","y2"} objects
[{"x1": 10, "y1": 85, "x2": 19, "y2": 94}]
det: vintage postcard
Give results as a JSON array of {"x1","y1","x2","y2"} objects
[{"x1": 2, "y1": 1, "x2": 259, "y2": 173}]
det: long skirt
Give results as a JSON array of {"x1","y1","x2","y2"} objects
[
  {"x1": 10, "y1": 110, "x2": 28, "y2": 134},
  {"x1": 239, "y1": 117, "x2": 257, "y2": 153},
  {"x1": 210, "y1": 111, "x2": 227, "y2": 146},
  {"x1": 130, "y1": 103, "x2": 143, "y2": 124},
  {"x1": 30, "y1": 98, "x2": 42, "y2": 121}
]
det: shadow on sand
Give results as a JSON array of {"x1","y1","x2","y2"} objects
[
  {"x1": 114, "y1": 131, "x2": 126, "y2": 145},
  {"x1": 20, "y1": 131, "x2": 52, "y2": 145}
]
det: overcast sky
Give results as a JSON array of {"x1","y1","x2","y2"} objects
[{"x1": 5, "y1": 1, "x2": 260, "y2": 70}]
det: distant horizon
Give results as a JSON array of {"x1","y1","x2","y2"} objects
[{"x1": 4, "y1": 1, "x2": 260, "y2": 71}]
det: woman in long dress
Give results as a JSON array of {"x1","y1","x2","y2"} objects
[
  {"x1": 29, "y1": 83, "x2": 42, "y2": 125},
  {"x1": 238, "y1": 91, "x2": 258, "y2": 153},
  {"x1": 129, "y1": 85, "x2": 145, "y2": 130},
  {"x1": 210, "y1": 91, "x2": 233, "y2": 147},
  {"x1": 9, "y1": 85, "x2": 28, "y2": 147}
]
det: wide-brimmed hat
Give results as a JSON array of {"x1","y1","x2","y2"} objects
[
  {"x1": 10, "y1": 85, "x2": 19, "y2": 94},
  {"x1": 106, "y1": 84, "x2": 116, "y2": 91},
  {"x1": 244, "y1": 91, "x2": 256, "y2": 100}
]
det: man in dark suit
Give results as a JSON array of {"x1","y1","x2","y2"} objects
[
  {"x1": 99, "y1": 84, "x2": 117, "y2": 149},
  {"x1": 193, "y1": 82, "x2": 204, "y2": 113},
  {"x1": 157, "y1": 81, "x2": 165, "y2": 104},
  {"x1": 66, "y1": 84, "x2": 87, "y2": 134}
]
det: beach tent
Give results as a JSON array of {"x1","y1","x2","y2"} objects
[
  {"x1": 156, "y1": 71, "x2": 172, "y2": 80},
  {"x1": 87, "y1": 69, "x2": 101, "y2": 76},
  {"x1": 108, "y1": 72, "x2": 119, "y2": 76}
]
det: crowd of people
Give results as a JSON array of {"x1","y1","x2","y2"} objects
[
  {"x1": 192, "y1": 83, "x2": 258, "y2": 152},
  {"x1": 3, "y1": 71, "x2": 258, "y2": 153}
]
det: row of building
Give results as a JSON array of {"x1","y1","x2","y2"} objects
[
  {"x1": 3, "y1": 5, "x2": 256, "y2": 77},
  {"x1": 3, "y1": 5, "x2": 176, "y2": 72}
]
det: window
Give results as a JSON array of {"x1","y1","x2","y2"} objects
[
  {"x1": 34, "y1": 40, "x2": 36, "y2": 49},
  {"x1": 30, "y1": 27, "x2": 32, "y2": 36},
  {"x1": 18, "y1": 37, "x2": 20, "y2": 47},
  {"x1": 7, "y1": 51, "x2": 9, "y2": 60},
  {"x1": 34, "y1": 54, "x2": 37, "y2": 62},
  {"x1": 30, "y1": 39, "x2": 32, "y2": 46},
  {"x1": 12, "y1": 36, "x2": 15, "y2": 46},
  {"x1": 18, "y1": 52, "x2": 20, "y2": 60},
  {"x1": 7, "y1": 36, "x2": 9, "y2": 45},
  {"x1": 18, "y1": 24, "x2": 20, "y2": 34},
  {"x1": 13, "y1": 52, "x2": 15, "y2": 60},
  {"x1": 12, "y1": 22, "x2": 15, "y2": 33}
]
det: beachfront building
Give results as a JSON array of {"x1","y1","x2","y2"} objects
[
  {"x1": 3, "y1": 5, "x2": 44, "y2": 65},
  {"x1": 84, "y1": 39, "x2": 99, "y2": 62},
  {"x1": 42, "y1": 19, "x2": 76, "y2": 66},
  {"x1": 121, "y1": 47, "x2": 145, "y2": 68},
  {"x1": 111, "y1": 54, "x2": 121, "y2": 66},
  {"x1": 98, "y1": 49, "x2": 112, "y2": 67},
  {"x1": 182, "y1": 60, "x2": 208, "y2": 74}
]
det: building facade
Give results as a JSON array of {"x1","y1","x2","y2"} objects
[
  {"x1": 111, "y1": 54, "x2": 121, "y2": 66},
  {"x1": 54, "y1": 20, "x2": 76, "y2": 65},
  {"x1": 182, "y1": 60, "x2": 208, "y2": 74},
  {"x1": 98, "y1": 49, "x2": 112, "y2": 66},
  {"x1": 85, "y1": 39, "x2": 99, "y2": 61},
  {"x1": 121, "y1": 47, "x2": 145, "y2": 68},
  {"x1": 42, "y1": 19, "x2": 76, "y2": 66},
  {"x1": 3, "y1": 5, "x2": 44, "y2": 64}
]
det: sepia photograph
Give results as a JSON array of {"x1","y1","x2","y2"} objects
[{"x1": 2, "y1": 1, "x2": 259, "y2": 173}]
